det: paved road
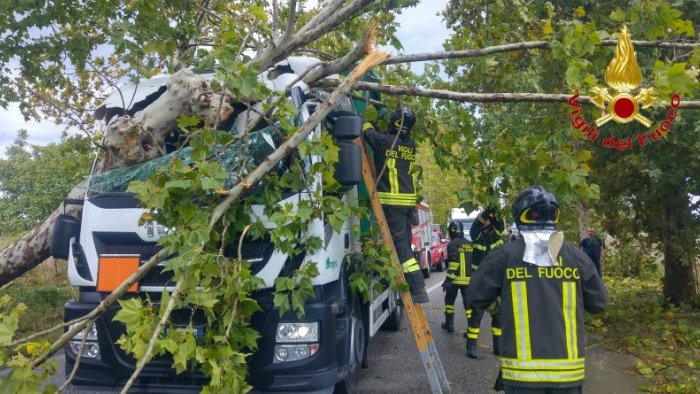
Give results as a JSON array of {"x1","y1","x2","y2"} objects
[
  {"x1": 47, "y1": 270, "x2": 646, "y2": 393},
  {"x1": 357, "y1": 271, "x2": 501, "y2": 393}
]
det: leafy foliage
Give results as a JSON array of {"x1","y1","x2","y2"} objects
[
  {"x1": 586, "y1": 278, "x2": 700, "y2": 392},
  {"x1": 0, "y1": 131, "x2": 92, "y2": 236}
]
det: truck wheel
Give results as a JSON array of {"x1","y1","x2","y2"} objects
[
  {"x1": 335, "y1": 294, "x2": 365, "y2": 393},
  {"x1": 382, "y1": 292, "x2": 403, "y2": 331}
]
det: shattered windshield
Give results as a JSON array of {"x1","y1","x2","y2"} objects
[{"x1": 84, "y1": 125, "x2": 287, "y2": 195}]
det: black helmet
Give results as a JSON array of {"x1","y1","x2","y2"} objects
[
  {"x1": 447, "y1": 221, "x2": 463, "y2": 238},
  {"x1": 388, "y1": 107, "x2": 416, "y2": 135},
  {"x1": 512, "y1": 185, "x2": 560, "y2": 231}
]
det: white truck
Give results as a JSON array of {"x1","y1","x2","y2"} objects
[
  {"x1": 50, "y1": 57, "x2": 403, "y2": 393},
  {"x1": 449, "y1": 207, "x2": 480, "y2": 241}
]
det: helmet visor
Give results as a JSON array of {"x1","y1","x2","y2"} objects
[{"x1": 519, "y1": 204, "x2": 560, "y2": 224}]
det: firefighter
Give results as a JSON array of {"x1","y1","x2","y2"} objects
[
  {"x1": 441, "y1": 221, "x2": 472, "y2": 333},
  {"x1": 467, "y1": 186, "x2": 608, "y2": 393},
  {"x1": 362, "y1": 107, "x2": 428, "y2": 303},
  {"x1": 466, "y1": 207, "x2": 505, "y2": 358}
]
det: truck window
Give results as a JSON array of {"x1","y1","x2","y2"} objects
[{"x1": 84, "y1": 126, "x2": 292, "y2": 198}]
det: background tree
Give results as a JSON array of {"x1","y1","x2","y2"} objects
[
  {"x1": 0, "y1": 131, "x2": 93, "y2": 237},
  {"x1": 0, "y1": 0, "x2": 697, "y2": 390},
  {"x1": 431, "y1": 0, "x2": 699, "y2": 304}
]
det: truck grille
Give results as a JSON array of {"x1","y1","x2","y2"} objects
[{"x1": 93, "y1": 232, "x2": 275, "y2": 288}]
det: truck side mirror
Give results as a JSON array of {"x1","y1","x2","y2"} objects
[
  {"x1": 334, "y1": 141, "x2": 362, "y2": 189},
  {"x1": 332, "y1": 115, "x2": 362, "y2": 140},
  {"x1": 51, "y1": 214, "x2": 81, "y2": 260}
]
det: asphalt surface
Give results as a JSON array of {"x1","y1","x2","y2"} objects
[
  {"x1": 357, "y1": 270, "x2": 501, "y2": 394},
  {"x1": 40, "y1": 270, "x2": 645, "y2": 393}
]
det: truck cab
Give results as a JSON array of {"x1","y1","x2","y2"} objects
[{"x1": 50, "y1": 57, "x2": 403, "y2": 393}]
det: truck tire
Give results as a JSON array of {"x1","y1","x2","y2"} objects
[
  {"x1": 381, "y1": 292, "x2": 403, "y2": 331},
  {"x1": 335, "y1": 294, "x2": 365, "y2": 393}
]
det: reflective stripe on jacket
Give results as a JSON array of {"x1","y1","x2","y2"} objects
[
  {"x1": 469, "y1": 209, "x2": 505, "y2": 272},
  {"x1": 446, "y1": 236, "x2": 472, "y2": 285},
  {"x1": 363, "y1": 124, "x2": 418, "y2": 207},
  {"x1": 467, "y1": 238, "x2": 608, "y2": 388}
]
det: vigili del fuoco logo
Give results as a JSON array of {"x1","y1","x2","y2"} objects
[{"x1": 567, "y1": 26, "x2": 681, "y2": 151}]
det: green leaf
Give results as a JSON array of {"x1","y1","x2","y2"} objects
[
  {"x1": 164, "y1": 179, "x2": 192, "y2": 190},
  {"x1": 249, "y1": 6, "x2": 268, "y2": 22},
  {"x1": 113, "y1": 298, "x2": 145, "y2": 327}
]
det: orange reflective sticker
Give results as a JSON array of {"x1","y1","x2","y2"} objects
[{"x1": 97, "y1": 255, "x2": 139, "y2": 293}]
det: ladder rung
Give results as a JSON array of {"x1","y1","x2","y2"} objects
[{"x1": 358, "y1": 140, "x2": 450, "y2": 393}]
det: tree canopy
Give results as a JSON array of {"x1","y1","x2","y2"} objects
[{"x1": 0, "y1": 0, "x2": 698, "y2": 391}]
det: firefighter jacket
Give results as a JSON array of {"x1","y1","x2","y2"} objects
[
  {"x1": 362, "y1": 124, "x2": 418, "y2": 207},
  {"x1": 469, "y1": 210, "x2": 505, "y2": 272},
  {"x1": 446, "y1": 235, "x2": 472, "y2": 286},
  {"x1": 467, "y1": 238, "x2": 608, "y2": 389}
]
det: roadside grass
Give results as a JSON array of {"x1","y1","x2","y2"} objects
[
  {"x1": 0, "y1": 258, "x2": 74, "y2": 344},
  {"x1": 586, "y1": 276, "x2": 700, "y2": 393}
]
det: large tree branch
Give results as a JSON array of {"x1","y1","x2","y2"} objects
[
  {"x1": 251, "y1": 0, "x2": 377, "y2": 70},
  {"x1": 210, "y1": 49, "x2": 391, "y2": 229},
  {"x1": 31, "y1": 247, "x2": 172, "y2": 368},
  {"x1": 0, "y1": 187, "x2": 85, "y2": 286},
  {"x1": 285, "y1": 0, "x2": 298, "y2": 38},
  {"x1": 296, "y1": 0, "x2": 346, "y2": 36},
  {"x1": 99, "y1": 68, "x2": 236, "y2": 172},
  {"x1": 382, "y1": 39, "x2": 700, "y2": 65},
  {"x1": 317, "y1": 79, "x2": 700, "y2": 109},
  {"x1": 302, "y1": 27, "x2": 373, "y2": 85}
]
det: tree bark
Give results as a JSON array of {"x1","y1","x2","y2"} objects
[
  {"x1": 100, "y1": 69, "x2": 236, "y2": 172},
  {"x1": 662, "y1": 194, "x2": 697, "y2": 305},
  {"x1": 382, "y1": 39, "x2": 700, "y2": 66},
  {"x1": 0, "y1": 187, "x2": 84, "y2": 285},
  {"x1": 316, "y1": 79, "x2": 700, "y2": 109}
]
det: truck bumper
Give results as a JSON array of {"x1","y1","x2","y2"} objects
[{"x1": 64, "y1": 289, "x2": 340, "y2": 393}]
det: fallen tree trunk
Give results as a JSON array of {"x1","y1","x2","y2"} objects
[
  {"x1": 0, "y1": 187, "x2": 84, "y2": 285},
  {"x1": 30, "y1": 46, "x2": 390, "y2": 369},
  {"x1": 0, "y1": 69, "x2": 236, "y2": 286},
  {"x1": 99, "y1": 68, "x2": 236, "y2": 172}
]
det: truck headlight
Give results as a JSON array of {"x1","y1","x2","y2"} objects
[
  {"x1": 275, "y1": 322, "x2": 319, "y2": 343},
  {"x1": 67, "y1": 322, "x2": 100, "y2": 360},
  {"x1": 71, "y1": 322, "x2": 98, "y2": 341},
  {"x1": 273, "y1": 344, "x2": 320, "y2": 363}
]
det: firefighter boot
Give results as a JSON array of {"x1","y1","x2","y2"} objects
[
  {"x1": 404, "y1": 270, "x2": 429, "y2": 303},
  {"x1": 466, "y1": 338, "x2": 478, "y2": 359},
  {"x1": 492, "y1": 335, "x2": 501, "y2": 356},
  {"x1": 441, "y1": 313, "x2": 454, "y2": 333}
]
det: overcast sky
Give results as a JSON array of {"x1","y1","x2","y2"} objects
[{"x1": 0, "y1": 0, "x2": 450, "y2": 157}]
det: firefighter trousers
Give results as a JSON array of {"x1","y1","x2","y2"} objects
[
  {"x1": 383, "y1": 206, "x2": 416, "y2": 267},
  {"x1": 466, "y1": 307, "x2": 502, "y2": 341},
  {"x1": 444, "y1": 284, "x2": 470, "y2": 317}
]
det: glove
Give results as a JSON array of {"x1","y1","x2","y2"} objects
[{"x1": 442, "y1": 278, "x2": 453, "y2": 292}]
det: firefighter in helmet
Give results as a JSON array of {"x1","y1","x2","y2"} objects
[
  {"x1": 362, "y1": 107, "x2": 428, "y2": 303},
  {"x1": 441, "y1": 221, "x2": 472, "y2": 332},
  {"x1": 465, "y1": 206, "x2": 505, "y2": 358},
  {"x1": 467, "y1": 186, "x2": 607, "y2": 393}
]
